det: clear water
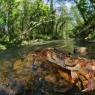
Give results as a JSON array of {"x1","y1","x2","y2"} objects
[{"x1": 0, "y1": 39, "x2": 95, "y2": 95}]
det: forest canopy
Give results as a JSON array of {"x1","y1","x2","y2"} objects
[{"x1": 0, "y1": 0, "x2": 95, "y2": 49}]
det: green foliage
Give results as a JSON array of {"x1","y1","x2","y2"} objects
[
  {"x1": 0, "y1": 0, "x2": 73, "y2": 48},
  {"x1": 0, "y1": 0, "x2": 95, "y2": 48},
  {"x1": 72, "y1": 0, "x2": 95, "y2": 40}
]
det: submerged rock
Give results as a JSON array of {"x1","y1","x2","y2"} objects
[{"x1": 0, "y1": 48, "x2": 95, "y2": 95}]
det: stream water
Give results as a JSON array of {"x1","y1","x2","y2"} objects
[
  {"x1": 0, "y1": 39, "x2": 95, "y2": 95},
  {"x1": 0, "y1": 39, "x2": 95, "y2": 60}
]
